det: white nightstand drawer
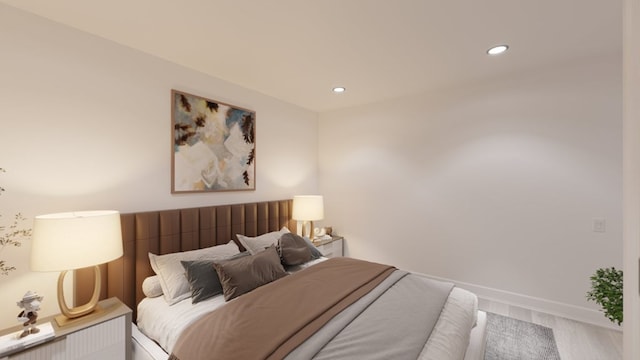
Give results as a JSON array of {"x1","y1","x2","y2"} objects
[{"x1": 314, "y1": 237, "x2": 344, "y2": 258}]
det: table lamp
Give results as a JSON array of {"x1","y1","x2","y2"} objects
[
  {"x1": 292, "y1": 195, "x2": 324, "y2": 241},
  {"x1": 31, "y1": 210, "x2": 123, "y2": 326}
]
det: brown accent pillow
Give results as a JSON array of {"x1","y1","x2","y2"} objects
[
  {"x1": 213, "y1": 246, "x2": 288, "y2": 301},
  {"x1": 277, "y1": 233, "x2": 313, "y2": 266},
  {"x1": 181, "y1": 251, "x2": 250, "y2": 304}
]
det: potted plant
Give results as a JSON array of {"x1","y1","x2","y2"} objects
[
  {"x1": 0, "y1": 168, "x2": 32, "y2": 276},
  {"x1": 586, "y1": 267, "x2": 623, "y2": 325}
]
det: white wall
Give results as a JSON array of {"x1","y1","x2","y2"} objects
[
  {"x1": 319, "y1": 54, "x2": 622, "y2": 327},
  {"x1": 623, "y1": 0, "x2": 640, "y2": 357},
  {"x1": 0, "y1": 5, "x2": 318, "y2": 328}
]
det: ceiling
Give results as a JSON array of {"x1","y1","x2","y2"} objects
[{"x1": 0, "y1": 0, "x2": 622, "y2": 112}]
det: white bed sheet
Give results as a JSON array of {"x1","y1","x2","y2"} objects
[
  {"x1": 464, "y1": 311, "x2": 487, "y2": 360},
  {"x1": 284, "y1": 257, "x2": 328, "y2": 273},
  {"x1": 137, "y1": 293, "x2": 226, "y2": 354}
]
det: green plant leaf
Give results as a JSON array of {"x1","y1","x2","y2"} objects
[{"x1": 586, "y1": 267, "x2": 623, "y2": 325}]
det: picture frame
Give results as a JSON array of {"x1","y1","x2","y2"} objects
[{"x1": 171, "y1": 90, "x2": 256, "y2": 193}]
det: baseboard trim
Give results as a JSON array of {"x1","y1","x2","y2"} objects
[{"x1": 412, "y1": 271, "x2": 622, "y2": 331}]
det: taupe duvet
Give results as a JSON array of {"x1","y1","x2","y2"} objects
[{"x1": 169, "y1": 257, "x2": 454, "y2": 360}]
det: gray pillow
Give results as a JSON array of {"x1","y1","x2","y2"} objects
[
  {"x1": 149, "y1": 241, "x2": 241, "y2": 305},
  {"x1": 181, "y1": 252, "x2": 250, "y2": 304},
  {"x1": 301, "y1": 236, "x2": 323, "y2": 259},
  {"x1": 278, "y1": 233, "x2": 313, "y2": 266},
  {"x1": 213, "y1": 246, "x2": 288, "y2": 301}
]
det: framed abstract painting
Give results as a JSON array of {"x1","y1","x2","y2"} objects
[{"x1": 171, "y1": 90, "x2": 256, "y2": 193}]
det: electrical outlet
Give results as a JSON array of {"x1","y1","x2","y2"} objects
[{"x1": 593, "y1": 218, "x2": 606, "y2": 233}]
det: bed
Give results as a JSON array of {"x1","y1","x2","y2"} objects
[{"x1": 74, "y1": 199, "x2": 487, "y2": 360}]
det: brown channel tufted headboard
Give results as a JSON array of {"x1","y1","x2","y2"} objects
[{"x1": 74, "y1": 199, "x2": 294, "y2": 321}]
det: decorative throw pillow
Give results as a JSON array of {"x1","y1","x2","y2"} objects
[
  {"x1": 181, "y1": 252, "x2": 250, "y2": 304},
  {"x1": 277, "y1": 233, "x2": 313, "y2": 266},
  {"x1": 301, "y1": 236, "x2": 323, "y2": 259},
  {"x1": 236, "y1": 227, "x2": 290, "y2": 255},
  {"x1": 142, "y1": 275, "x2": 163, "y2": 298},
  {"x1": 213, "y1": 246, "x2": 288, "y2": 301},
  {"x1": 149, "y1": 241, "x2": 240, "y2": 305}
]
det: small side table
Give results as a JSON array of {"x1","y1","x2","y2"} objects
[
  {"x1": 314, "y1": 236, "x2": 344, "y2": 258},
  {"x1": 0, "y1": 297, "x2": 132, "y2": 360}
]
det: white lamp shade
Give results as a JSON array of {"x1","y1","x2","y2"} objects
[
  {"x1": 292, "y1": 195, "x2": 324, "y2": 221},
  {"x1": 31, "y1": 210, "x2": 123, "y2": 271}
]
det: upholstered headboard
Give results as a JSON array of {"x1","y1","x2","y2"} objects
[{"x1": 74, "y1": 199, "x2": 294, "y2": 320}]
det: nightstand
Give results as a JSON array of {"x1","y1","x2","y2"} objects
[
  {"x1": 0, "y1": 297, "x2": 131, "y2": 360},
  {"x1": 314, "y1": 236, "x2": 344, "y2": 258}
]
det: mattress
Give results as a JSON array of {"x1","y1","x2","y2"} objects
[
  {"x1": 138, "y1": 293, "x2": 226, "y2": 353},
  {"x1": 137, "y1": 257, "x2": 329, "y2": 353},
  {"x1": 137, "y1": 271, "x2": 478, "y2": 359},
  {"x1": 421, "y1": 287, "x2": 478, "y2": 360}
]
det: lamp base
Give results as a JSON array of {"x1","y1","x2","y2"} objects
[
  {"x1": 54, "y1": 304, "x2": 104, "y2": 327},
  {"x1": 305, "y1": 220, "x2": 315, "y2": 240},
  {"x1": 56, "y1": 265, "x2": 102, "y2": 327}
]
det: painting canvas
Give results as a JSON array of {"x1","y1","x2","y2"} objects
[{"x1": 172, "y1": 90, "x2": 255, "y2": 193}]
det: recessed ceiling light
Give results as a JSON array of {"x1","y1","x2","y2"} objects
[
  {"x1": 332, "y1": 87, "x2": 346, "y2": 93},
  {"x1": 487, "y1": 45, "x2": 509, "y2": 55}
]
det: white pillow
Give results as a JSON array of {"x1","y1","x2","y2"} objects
[
  {"x1": 237, "y1": 227, "x2": 290, "y2": 255},
  {"x1": 142, "y1": 275, "x2": 163, "y2": 298},
  {"x1": 149, "y1": 241, "x2": 240, "y2": 305}
]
